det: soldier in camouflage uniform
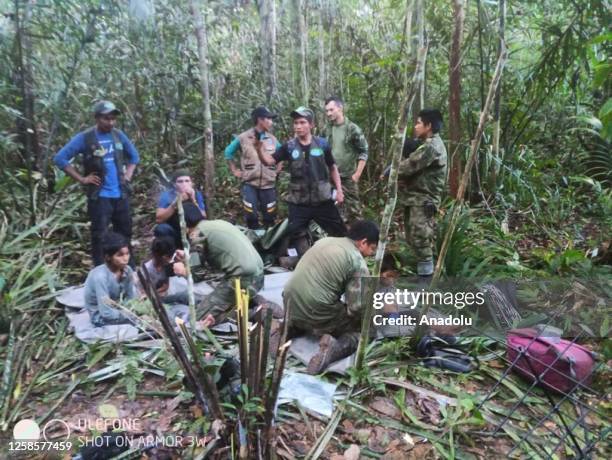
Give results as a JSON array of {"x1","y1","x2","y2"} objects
[
  {"x1": 283, "y1": 220, "x2": 379, "y2": 374},
  {"x1": 398, "y1": 109, "x2": 447, "y2": 278},
  {"x1": 172, "y1": 216, "x2": 282, "y2": 327},
  {"x1": 255, "y1": 106, "x2": 347, "y2": 239},
  {"x1": 324, "y1": 96, "x2": 369, "y2": 223}
]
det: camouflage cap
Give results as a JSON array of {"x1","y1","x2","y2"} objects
[
  {"x1": 290, "y1": 106, "x2": 314, "y2": 123},
  {"x1": 93, "y1": 100, "x2": 121, "y2": 117}
]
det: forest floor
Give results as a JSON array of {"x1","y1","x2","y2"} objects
[{"x1": 1, "y1": 180, "x2": 610, "y2": 459}]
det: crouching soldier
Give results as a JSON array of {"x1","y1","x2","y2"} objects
[
  {"x1": 283, "y1": 220, "x2": 379, "y2": 374},
  {"x1": 174, "y1": 213, "x2": 282, "y2": 327}
]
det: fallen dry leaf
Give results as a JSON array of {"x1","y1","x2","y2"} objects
[
  {"x1": 355, "y1": 428, "x2": 371, "y2": 444},
  {"x1": 416, "y1": 396, "x2": 440, "y2": 425},
  {"x1": 343, "y1": 444, "x2": 360, "y2": 460},
  {"x1": 370, "y1": 396, "x2": 401, "y2": 419},
  {"x1": 342, "y1": 419, "x2": 355, "y2": 433}
]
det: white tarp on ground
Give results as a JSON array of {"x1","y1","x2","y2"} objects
[
  {"x1": 56, "y1": 270, "x2": 361, "y2": 373},
  {"x1": 277, "y1": 372, "x2": 338, "y2": 417},
  {"x1": 56, "y1": 272, "x2": 293, "y2": 344}
]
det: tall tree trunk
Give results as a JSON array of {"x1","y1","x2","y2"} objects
[
  {"x1": 412, "y1": 0, "x2": 425, "y2": 118},
  {"x1": 432, "y1": 46, "x2": 508, "y2": 283},
  {"x1": 490, "y1": 0, "x2": 506, "y2": 191},
  {"x1": 317, "y1": 0, "x2": 326, "y2": 102},
  {"x1": 294, "y1": 0, "x2": 309, "y2": 104},
  {"x1": 476, "y1": 0, "x2": 485, "y2": 110},
  {"x1": 400, "y1": 0, "x2": 413, "y2": 89},
  {"x1": 448, "y1": 0, "x2": 465, "y2": 198},
  {"x1": 355, "y1": 8, "x2": 429, "y2": 373},
  {"x1": 189, "y1": 0, "x2": 215, "y2": 203},
  {"x1": 258, "y1": 0, "x2": 278, "y2": 103},
  {"x1": 13, "y1": 0, "x2": 41, "y2": 224}
]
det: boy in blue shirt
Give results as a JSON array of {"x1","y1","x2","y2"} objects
[
  {"x1": 154, "y1": 169, "x2": 207, "y2": 248},
  {"x1": 54, "y1": 100, "x2": 139, "y2": 266}
]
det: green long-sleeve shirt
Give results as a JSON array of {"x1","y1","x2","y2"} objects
[
  {"x1": 190, "y1": 220, "x2": 264, "y2": 278},
  {"x1": 284, "y1": 237, "x2": 370, "y2": 329}
]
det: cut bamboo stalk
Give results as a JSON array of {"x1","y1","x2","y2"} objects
[
  {"x1": 248, "y1": 312, "x2": 261, "y2": 393},
  {"x1": 235, "y1": 281, "x2": 249, "y2": 389},
  {"x1": 175, "y1": 197, "x2": 196, "y2": 330},
  {"x1": 264, "y1": 340, "x2": 292, "y2": 434},
  {"x1": 355, "y1": 34, "x2": 430, "y2": 372},
  {"x1": 257, "y1": 308, "x2": 273, "y2": 399},
  {"x1": 137, "y1": 267, "x2": 209, "y2": 411},
  {"x1": 175, "y1": 317, "x2": 225, "y2": 421}
]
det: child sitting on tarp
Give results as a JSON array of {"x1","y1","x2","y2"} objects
[
  {"x1": 84, "y1": 232, "x2": 136, "y2": 327},
  {"x1": 141, "y1": 237, "x2": 188, "y2": 304}
]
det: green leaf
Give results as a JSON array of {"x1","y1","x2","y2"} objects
[{"x1": 98, "y1": 403, "x2": 119, "y2": 418}]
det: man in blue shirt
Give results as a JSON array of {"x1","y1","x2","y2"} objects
[
  {"x1": 54, "y1": 100, "x2": 139, "y2": 266},
  {"x1": 154, "y1": 169, "x2": 207, "y2": 247}
]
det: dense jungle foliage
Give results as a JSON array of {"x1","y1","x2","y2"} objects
[{"x1": 0, "y1": 0, "x2": 610, "y2": 458}]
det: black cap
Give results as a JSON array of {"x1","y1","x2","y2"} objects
[
  {"x1": 251, "y1": 106, "x2": 277, "y2": 121},
  {"x1": 171, "y1": 169, "x2": 192, "y2": 182}
]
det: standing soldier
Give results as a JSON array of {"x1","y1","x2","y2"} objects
[
  {"x1": 324, "y1": 96, "x2": 369, "y2": 223},
  {"x1": 398, "y1": 109, "x2": 447, "y2": 279},
  {"x1": 255, "y1": 106, "x2": 347, "y2": 239},
  {"x1": 54, "y1": 100, "x2": 139, "y2": 266},
  {"x1": 224, "y1": 106, "x2": 281, "y2": 229}
]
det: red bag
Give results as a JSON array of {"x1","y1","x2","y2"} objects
[{"x1": 506, "y1": 328, "x2": 596, "y2": 393}]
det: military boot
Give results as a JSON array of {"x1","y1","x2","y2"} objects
[
  {"x1": 307, "y1": 333, "x2": 357, "y2": 375},
  {"x1": 250, "y1": 294, "x2": 284, "y2": 319},
  {"x1": 417, "y1": 258, "x2": 434, "y2": 288}
]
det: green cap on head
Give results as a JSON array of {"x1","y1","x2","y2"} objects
[
  {"x1": 93, "y1": 100, "x2": 121, "y2": 117},
  {"x1": 290, "y1": 106, "x2": 314, "y2": 123}
]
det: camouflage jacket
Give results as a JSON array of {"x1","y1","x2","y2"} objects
[{"x1": 398, "y1": 133, "x2": 447, "y2": 207}]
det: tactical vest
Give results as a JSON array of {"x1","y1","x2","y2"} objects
[
  {"x1": 237, "y1": 129, "x2": 278, "y2": 189},
  {"x1": 82, "y1": 127, "x2": 127, "y2": 199},
  {"x1": 286, "y1": 137, "x2": 333, "y2": 205}
]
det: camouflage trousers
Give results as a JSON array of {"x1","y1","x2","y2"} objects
[
  {"x1": 288, "y1": 303, "x2": 362, "y2": 349},
  {"x1": 196, "y1": 273, "x2": 264, "y2": 323},
  {"x1": 404, "y1": 204, "x2": 436, "y2": 263},
  {"x1": 339, "y1": 176, "x2": 362, "y2": 224}
]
